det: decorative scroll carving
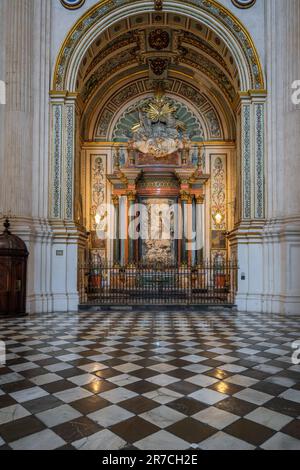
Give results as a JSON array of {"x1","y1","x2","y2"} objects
[
  {"x1": 149, "y1": 58, "x2": 169, "y2": 76},
  {"x1": 91, "y1": 155, "x2": 106, "y2": 230},
  {"x1": 84, "y1": 32, "x2": 136, "y2": 79},
  {"x1": 148, "y1": 29, "x2": 170, "y2": 50},
  {"x1": 211, "y1": 155, "x2": 227, "y2": 231},
  {"x1": 242, "y1": 105, "x2": 251, "y2": 219},
  {"x1": 206, "y1": 110, "x2": 222, "y2": 139},
  {"x1": 82, "y1": 49, "x2": 138, "y2": 100},
  {"x1": 65, "y1": 104, "x2": 75, "y2": 219},
  {"x1": 52, "y1": 105, "x2": 62, "y2": 218},
  {"x1": 111, "y1": 84, "x2": 139, "y2": 107},
  {"x1": 96, "y1": 110, "x2": 114, "y2": 138},
  {"x1": 255, "y1": 103, "x2": 264, "y2": 218},
  {"x1": 181, "y1": 49, "x2": 236, "y2": 101}
]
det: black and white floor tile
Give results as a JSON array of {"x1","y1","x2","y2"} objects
[{"x1": 0, "y1": 311, "x2": 299, "y2": 450}]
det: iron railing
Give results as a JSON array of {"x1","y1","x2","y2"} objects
[{"x1": 79, "y1": 261, "x2": 238, "y2": 306}]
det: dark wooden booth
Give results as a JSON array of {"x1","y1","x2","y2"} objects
[{"x1": 0, "y1": 219, "x2": 29, "y2": 315}]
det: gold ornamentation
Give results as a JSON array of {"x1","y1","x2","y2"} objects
[
  {"x1": 154, "y1": 0, "x2": 163, "y2": 11},
  {"x1": 149, "y1": 58, "x2": 169, "y2": 76},
  {"x1": 180, "y1": 191, "x2": 190, "y2": 202},
  {"x1": 148, "y1": 29, "x2": 170, "y2": 51},
  {"x1": 144, "y1": 98, "x2": 177, "y2": 123},
  {"x1": 196, "y1": 195, "x2": 205, "y2": 204},
  {"x1": 111, "y1": 195, "x2": 119, "y2": 206},
  {"x1": 131, "y1": 86, "x2": 188, "y2": 159},
  {"x1": 127, "y1": 192, "x2": 136, "y2": 202}
]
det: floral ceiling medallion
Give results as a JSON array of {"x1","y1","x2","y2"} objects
[
  {"x1": 60, "y1": 0, "x2": 85, "y2": 10},
  {"x1": 231, "y1": 0, "x2": 256, "y2": 9}
]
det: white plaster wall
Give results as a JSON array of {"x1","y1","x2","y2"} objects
[
  {"x1": 218, "y1": 0, "x2": 265, "y2": 71},
  {"x1": 262, "y1": 0, "x2": 300, "y2": 314},
  {"x1": 0, "y1": 0, "x2": 53, "y2": 314},
  {"x1": 51, "y1": 0, "x2": 99, "y2": 74}
]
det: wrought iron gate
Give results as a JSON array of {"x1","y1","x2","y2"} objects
[{"x1": 79, "y1": 262, "x2": 238, "y2": 306}]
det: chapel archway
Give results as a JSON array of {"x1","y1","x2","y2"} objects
[{"x1": 49, "y1": 0, "x2": 266, "y2": 307}]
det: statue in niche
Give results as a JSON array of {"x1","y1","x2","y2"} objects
[{"x1": 142, "y1": 199, "x2": 175, "y2": 264}]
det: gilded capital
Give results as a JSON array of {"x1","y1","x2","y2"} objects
[
  {"x1": 180, "y1": 191, "x2": 190, "y2": 202},
  {"x1": 111, "y1": 195, "x2": 119, "y2": 206},
  {"x1": 196, "y1": 195, "x2": 205, "y2": 204},
  {"x1": 127, "y1": 191, "x2": 136, "y2": 202}
]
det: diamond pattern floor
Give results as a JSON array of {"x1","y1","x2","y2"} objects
[{"x1": 0, "y1": 311, "x2": 299, "y2": 450}]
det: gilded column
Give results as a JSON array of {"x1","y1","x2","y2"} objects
[{"x1": 112, "y1": 195, "x2": 120, "y2": 265}]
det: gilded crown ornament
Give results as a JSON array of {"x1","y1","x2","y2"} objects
[{"x1": 131, "y1": 84, "x2": 188, "y2": 159}]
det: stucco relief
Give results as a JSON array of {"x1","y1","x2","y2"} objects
[
  {"x1": 91, "y1": 155, "x2": 106, "y2": 231},
  {"x1": 211, "y1": 155, "x2": 227, "y2": 231},
  {"x1": 112, "y1": 96, "x2": 204, "y2": 143}
]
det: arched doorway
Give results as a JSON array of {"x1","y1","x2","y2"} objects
[{"x1": 49, "y1": 0, "x2": 266, "y2": 311}]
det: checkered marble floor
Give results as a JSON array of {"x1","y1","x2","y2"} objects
[{"x1": 0, "y1": 310, "x2": 300, "y2": 450}]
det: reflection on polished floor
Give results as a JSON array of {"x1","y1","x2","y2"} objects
[{"x1": 0, "y1": 311, "x2": 299, "y2": 450}]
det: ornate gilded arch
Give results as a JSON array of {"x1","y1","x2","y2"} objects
[{"x1": 52, "y1": 0, "x2": 265, "y2": 93}]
